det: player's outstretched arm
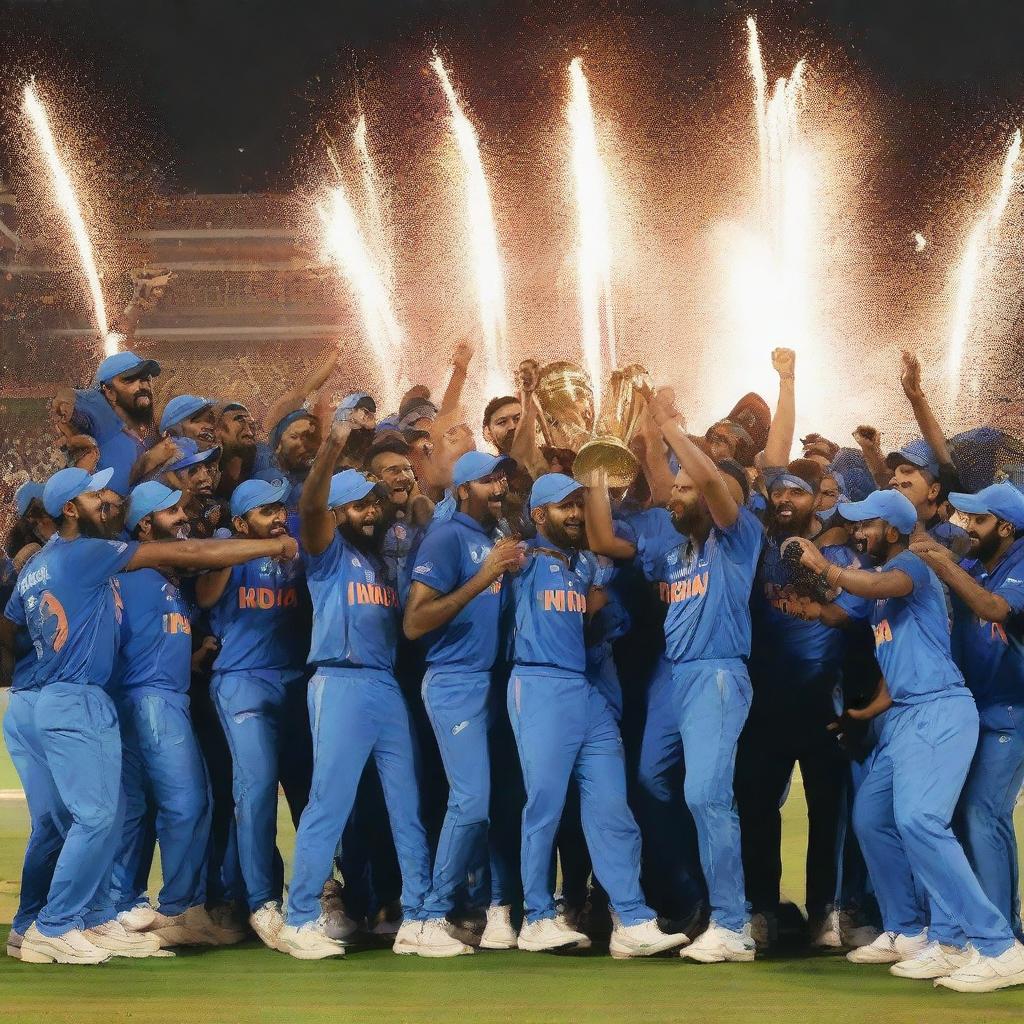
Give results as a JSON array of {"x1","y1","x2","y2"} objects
[{"x1": 126, "y1": 535, "x2": 296, "y2": 574}]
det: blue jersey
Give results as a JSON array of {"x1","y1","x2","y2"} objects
[
  {"x1": 950, "y1": 538, "x2": 1024, "y2": 709},
  {"x1": 3, "y1": 558, "x2": 40, "y2": 692},
  {"x1": 71, "y1": 388, "x2": 152, "y2": 495},
  {"x1": 510, "y1": 535, "x2": 596, "y2": 674},
  {"x1": 303, "y1": 533, "x2": 398, "y2": 672},
  {"x1": 208, "y1": 553, "x2": 309, "y2": 673},
  {"x1": 869, "y1": 550, "x2": 965, "y2": 705},
  {"x1": 753, "y1": 538, "x2": 871, "y2": 665},
  {"x1": 644, "y1": 507, "x2": 763, "y2": 663},
  {"x1": 381, "y1": 517, "x2": 426, "y2": 603},
  {"x1": 4, "y1": 535, "x2": 137, "y2": 688},
  {"x1": 409, "y1": 513, "x2": 504, "y2": 671},
  {"x1": 112, "y1": 569, "x2": 195, "y2": 699}
]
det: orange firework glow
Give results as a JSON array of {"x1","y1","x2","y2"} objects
[
  {"x1": 23, "y1": 81, "x2": 114, "y2": 354},
  {"x1": 947, "y1": 129, "x2": 1022, "y2": 405},
  {"x1": 430, "y1": 55, "x2": 510, "y2": 398},
  {"x1": 567, "y1": 57, "x2": 617, "y2": 414}
]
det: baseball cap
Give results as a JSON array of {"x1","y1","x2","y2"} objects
[
  {"x1": 399, "y1": 400, "x2": 437, "y2": 430},
  {"x1": 160, "y1": 395, "x2": 213, "y2": 433},
  {"x1": 127, "y1": 481, "x2": 182, "y2": 532},
  {"x1": 837, "y1": 489, "x2": 918, "y2": 535},
  {"x1": 230, "y1": 478, "x2": 290, "y2": 519},
  {"x1": 94, "y1": 351, "x2": 161, "y2": 386},
  {"x1": 14, "y1": 480, "x2": 44, "y2": 518},
  {"x1": 529, "y1": 472, "x2": 584, "y2": 512},
  {"x1": 327, "y1": 469, "x2": 376, "y2": 509},
  {"x1": 886, "y1": 438, "x2": 940, "y2": 478},
  {"x1": 42, "y1": 466, "x2": 115, "y2": 517},
  {"x1": 335, "y1": 392, "x2": 377, "y2": 423},
  {"x1": 948, "y1": 481, "x2": 1024, "y2": 530},
  {"x1": 164, "y1": 438, "x2": 221, "y2": 474},
  {"x1": 452, "y1": 451, "x2": 514, "y2": 488}
]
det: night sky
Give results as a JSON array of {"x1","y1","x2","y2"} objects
[{"x1": 3, "y1": 0, "x2": 1024, "y2": 192}]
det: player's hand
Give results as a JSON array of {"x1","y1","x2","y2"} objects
[
  {"x1": 276, "y1": 536, "x2": 299, "y2": 561},
  {"x1": 900, "y1": 350, "x2": 924, "y2": 402},
  {"x1": 480, "y1": 537, "x2": 523, "y2": 582},
  {"x1": 852, "y1": 425, "x2": 881, "y2": 451},
  {"x1": 771, "y1": 347, "x2": 796, "y2": 378},
  {"x1": 909, "y1": 536, "x2": 952, "y2": 562},
  {"x1": 452, "y1": 338, "x2": 475, "y2": 372},
  {"x1": 151, "y1": 435, "x2": 184, "y2": 467},
  {"x1": 191, "y1": 636, "x2": 219, "y2": 674}
]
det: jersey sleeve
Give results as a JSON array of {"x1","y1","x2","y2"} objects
[
  {"x1": 885, "y1": 549, "x2": 932, "y2": 593},
  {"x1": 719, "y1": 506, "x2": 764, "y2": 564},
  {"x1": 575, "y1": 551, "x2": 598, "y2": 592},
  {"x1": 73, "y1": 538, "x2": 140, "y2": 583},
  {"x1": 4, "y1": 585, "x2": 26, "y2": 627},
  {"x1": 302, "y1": 532, "x2": 343, "y2": 582},
  {"x1": 71, "y1": 388, "x2": 121, "y2": 442},
  {"x1": 992, "y1": 568, "x2": 1024, "y2": 616},
  {"x1": 409, "y1": 525, "x2": 463, "y2": 594},
  {"x1": 633, "y1": 508, "x2": 679, "y2": 580}
]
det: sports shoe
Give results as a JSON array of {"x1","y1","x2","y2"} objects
[
  {"x1": 935, "y1": 941, "x2": 1024, "y2": 993},
  {"x1": 320, "y1": 880, "x2": 360, "y2": 943},
  {"x1": 416, "y1": 919, "x2": 475, "y2": 958},
  {"x1": 609, "y1": 919, "x2": 689, "y2": 959},
  {"x1": 250, "y1": 901, "x2": 285, "y2": 950},
  {"x1": 479, "y1": 905, "x2": 518, "y2": 950},
  {"x1": 6, "y1": 928, "x2": 24, "y2": 960},
  {"x1": 85, "y1": 920, "x2": 174, "y2": 958},
  {"x1": 554, "y1": 911, "x2": 591, "y2": 950},
  {"x1": 446, "y1": 913, "x2": 484, "y2": 948},
  {"x1": 19, "y1": 923, "x2": 111, "y2": 965},
  {"x1": 838, "y1": 909, "x2": 881, "y2": 949},
  {"x1": 679, "y1": 922, "x2": 756, "y2": 963},
  {"x1": 810, "y1": 908, "x2": 844, "y2": 949},
  {"x1": 749, "y1": 912, "x2": 777, "y2": 952},
  {"x1": 392, "y1": 920, "x2": 423, "y2": 955},
  {"x1": 517, "y1": 917, "x2": 589, "y2": 952},
  {"x1": 277, "y1": 918, "x2": 347, "y2": 961},
  {"x1": 890, "y1": 941, "x2": 971, "y2": 979},
  {"x1": 145, "y1": 905, "x2": 247, "y2": 947},
  {"x1": 846, "y1": 929, "x2": 928, "y2": 964},
  {"x1": 117, "y1": 904, "x2": 157, "y2": 932}
]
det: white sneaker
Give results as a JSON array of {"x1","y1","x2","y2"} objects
[
  {"x1": 392, "y1": 920, "x2": 423, "y2": 955},
  {"x1": 838, "y1": 910, "x2": 881, "y2": 949},
  {"x1": 479, "y1": 905, "x2": 518, "y2": 950},
  {"x1": 117, "y1": 904, "x2": 157, "y2": 932},
  {"x1": 554, "y1": 911, "x2": 591, "y2": 950},
  {"x1": 85, "y1": 920, "x2": 174, "y2": 958},
  {"x1": 749, "y1": 912, "x2": 777, "y2": 952},
  {"x1": 517, "y1": 917, "x2": 589, "y2": 952},
  {"x1": 890, "y1": 941, "x2": 971, "y2": 979},
  {"x1": 277, "y1": 918, "x2": 347, "y2": 960},
  {"x1": 935, "y1": 941, "x2": 1024, "y2": 993},
  {"x1": 6, "y1": 928, "x2": 24, "y2": 960},
  {"x1": 145, "y1": 905, "x2": 247, "y2": 947},
  {"x1": 846, "y1": 929, "x2": 928, "y2": 964},
  {"x1": 810, "y1": 908, "x2": 844, "y2": 949},
  {"x1": 416, "y1": 919, "x2": 475, "y2": 958},
  {"x1": 679, "y1": 922, "x2": 756, "y2": 963},
  {"x1": 250, "y1": 901, "x2": 285, "y2": 950},
  {"x1": 19, "y1": 923, "x2": 111, "y2": 965},
  {"x1": 610, "y1": 918, "x2": 689, "y2": 959}
]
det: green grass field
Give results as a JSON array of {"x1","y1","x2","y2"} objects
[{"x1": 1, "y1": 741, "x2": 1022, "y2": 1022}]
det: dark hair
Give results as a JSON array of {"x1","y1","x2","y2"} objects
[
  {"x1": 483, "y1": 395, "x2": 520, "y2": 429},
  {"x1": 716, "y1": 459, "x2": 750, "y2": 503},
  {"x1": 364, "y1": 436, "x2": 411, "y2": 471},
  {"x1": 783, "y1": 458, "x2": 824, "y2": 494}
]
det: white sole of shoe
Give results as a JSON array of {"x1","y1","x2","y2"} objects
[
  {"x1": 935, "y1": 973, "x2": 1024, "y2": 993},
  {"x1": 6, "y1": 943, "x2": 23, "y2": 960},
  {"x1": 19, "y1": 941, "x2": 110, "y2": 965},
  {"x1": 392, "y1": 942, "x2": 420, "y2": 955},
  {"x1": 415, "y1": 946, "x2": 475, "y2": 959},
  {"x1": 479, "y1": 937, "x2": 518, "y2": 950},
  {"x1": 846, "y1": 951, "x2": 900, "y2": 965},
  {"x1": 94, "y1": 944, "x2": 168, "y2": 959},
  {"x1": 516, "y1": 939, "x2": 582, "y2": 953},
  {"x1": 279, "y1": 942, "x2": 345, "y2": 961},
  {"x1": 680, "y1": 948, "x2": 756, "y2": 964},
  {"x1": 610, "y1": 937, "x2": 689, "y2": 959},
  {"x1": 890, "y1": 964, "x2": 954, "y2": 980}
]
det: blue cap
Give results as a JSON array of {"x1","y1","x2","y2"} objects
[
  {"x1": 529, "y1": 472, "x2": 584, "y2": 512},
  {"x1": 94, "y1": 351, "x2": 161, "y2": 386},
  {"x1": 269, "y1": 409, "x2": 316, "y2": 451},
  {"x1": 14, "y1": 481, "x2": 44, "y2": 518},
  {"x1": 164, "y1": 437, "x2": 221, "y2": 473},
  {"x1": 160, "y1": 395, "x2": 212, "y2": 433},
  {"x1": 42, "y1": 466, "x2": 115, "y2": 517},
  {"x1": 948, "y1": 481, "x2": 1024, "y2": 530},
  {"x1": 127, "y1": 481, "x2": 182, "y2": 532},
  {"x1": 327, "y1": 469, "x2": 376, "y2": 509},
  {"x1": 334, "y1": 392, "x2": 376, "y2": 423},
  {"x1": 452, "y1": 451, "x2": 514, "y2": 489},
  {"x1": 886, "y1": 438, "x2": 940, "y2": 479},
  {"x1": 230, "y1": 478, "x2": 290, "y2": 519},
  {"x1": 837, "y1": 489, "x2": 918, "y2": 535}
]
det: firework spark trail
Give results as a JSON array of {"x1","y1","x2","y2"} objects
[
  {"x1": 746, "y1": 18, "x2": 770, "y2": 222},
  {"x1": 567, "y1": 57, "x2": 617, "y2": 414},
  {"x1": 353, "y1": 114, "x2": 395, "y2": 297},
  {"x1": 430, "y1": 55, "x2": 510, "y2": 397},
  {"x1": 947, "y1": 129, "x2": 1022, "y2": 404},
  {"x1": 318, "y1": 185, "x2": 404, "y2": 414},
  {"x1": 23, "y1": 81, "x2": 114, "y2": 353}
]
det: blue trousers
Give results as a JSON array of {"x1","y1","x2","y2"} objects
[
  {"x1": 110, "y1": 725, "x2": 157, "y2": 913},
  {"x1": 637, "y1": 658, "x2": 751, "y2": 932},
  {"x1": 115, "y1": 693, "x2": 212, "y2": 916},
  {"x1": 421, "y1": 668, "x2": 495, "y2": 917},
  {"x1": 508, "y1": 668, "x2": 654, "y2": 926},
  {"x1": 32, "y1": 683, "x2": 122, "y2": 936},
  {"x1": 853, "y1": 694, "x2": 1016, "y2": 957},
  {"x1": 4, "y1": 690, "x2": 72, "y2": 934},
  {"x1": 286, "y1": 667, "x2": 431, "y2": 927},
  {"x1": 929, "y1": 702, "x2": 1024, "y2": 946},
  {"x1": 212, "y1": 670, "x2": 312, "y2": 911}
]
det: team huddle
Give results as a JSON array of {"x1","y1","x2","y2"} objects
[{"x1": 2, "y1": 338, "x2": 1023, "y2": 994}]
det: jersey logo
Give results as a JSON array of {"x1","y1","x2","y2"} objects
[
  {"x1": 549, "y1": 564, "x2": 560, "y2": 574},
  {"x1": 452, "y1": 720, "x2": 470, "y2": 735},
  {"x1": 873, "y1": 618, "x2": 893, "y2": 646},
  {"x1": 238, "y1": 586, "x2": 298, "y2": 610},
  {"x1": 659, "y1": 572, "x2": 708, "y2": 605},
  {"x1": 542, "y1": 589, "x2": 587, "y2": 613},
  {"x1": 163, "y1": 612, "x2": 192, "y2": 636},
  {"x1": 39, "y1": 591, "x2": 69, "y2": 653},
  {"x1": 18, "y1": 563, "x2": 50, "y2": 592},
  {"x1": 111, "y1": 578, "x2": 124, "y2": 624},
  {"x1": 413, "y1": 562, "x2": 433, "y2": 575},
  {"x1": 989, "y1": 621, "x2": 1008, "y2": 645},
  {"x1": 351, "y1": 556, "x2": 362, "y2": 568},
  {"x1": 346, "y1": 581, "x2": 398, "y2": 608}
]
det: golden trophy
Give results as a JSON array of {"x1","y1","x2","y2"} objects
[{"x1": 533, "y1": 361, "x2": 596, "y2": 454}]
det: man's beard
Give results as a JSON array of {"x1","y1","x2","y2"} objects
[
  {"x1": 670, "y1": 504, "x2": 705, "y2": 538},
  {"x1": 79, "y1": 514, "x2": 118, "y2": 540},
  {"x1": 120, "y1": 394, "x2": 154, "y2": 426},
  {"x1": 769, "y1": 504, "x2": 815, "y2": 538},
  {"x1": 340, "y1": 521, "x2": 376, "y2": 552},
  {"x1": 971, "y1": 531, "x2": 1002, "y2": 563},
  {"x1": 543, "y1": 519, "x2": 583, "y2": 550}
]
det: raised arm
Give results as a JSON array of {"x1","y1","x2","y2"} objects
[
  {"x1": 901, "y1": 350, "x2": 953, "y2": 466},
  {"x1": 582, "y1": 469, "x2": 638, "y2": 560},
  {"x1": 300, "y1": 416, "x2": 358, "y2": 556},
  {"x1": 647, "y1": 389, "x2": 739, "y2": 530},
  {"x1": 508, "y1": 360, "x2": 549, "y2": 480},
  {"x1": 435, "y1": 338, "x2": 475, "y2": 429},
  {"x1": 762, "y1": 347, "x2": 796, "y2": 468},
  {"x1": 264, "y1": 345, "x2": 340, "y2": 433},
  {"x1": 852, "y1": 425, "x2": 891, "y2": 489},
  {"x1": 403, "y1": 538, "x2": 520, "y2": 640},
  {"x1": 910, "y1": 536, "x2": 1013, "y2": 622},
  {"x1": 126, "y1": 535, "x2": 296, "y2": 574}
]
